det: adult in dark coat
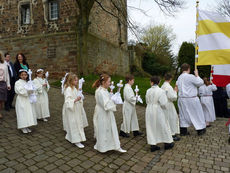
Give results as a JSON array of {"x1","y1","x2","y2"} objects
[
  {"x1": 213, "y1": 87, "x2": 230, "y2": 118},
  {"x1": 4, "y1": 53, "x2": 17, "y2": 111},
  {"x1": 14, "y1": 53, "x2": 29, "y2": 79}
]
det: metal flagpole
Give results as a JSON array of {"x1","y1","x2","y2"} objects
[{"x1": 195, "y1": 0, "x2": 199, "y2": 70}]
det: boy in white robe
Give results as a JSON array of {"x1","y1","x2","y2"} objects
[
  {"x1": 199, "y1": 77, "x2": 217, "y2": 127},
  {"x1": 15, "y1": 70, "x2": 37, "y2": 133},
  {"x1": 62, "y1": 73, "x2": 88, "y2": 148},
  {"x1": 93, "y1": 74, "x2": 126, "y2": 153},
  {"x1": 120, "y1": 75, "x2": 143, "y2": 138},
  {"x1": 161, "y1": 73, "x2": 180, "y2": 141},
  {"x1": 33, "y1": 69, "x2": 50, "y2": 121},
  {"x1": 176, "y1": 63, "x2": 206, "y2": 136},
  {"x1": 145, "y1": 76, "x2": 174, "y2": 152}
]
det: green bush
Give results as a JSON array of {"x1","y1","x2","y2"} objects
[
  {"x1": 178, "y1": 42, "x2": 195, "y2": 74},
  {"x1": 142, "y1": 52, "x2": 171, "y2": 76},
  {"x1": 198, "y1": 65, "x2": 211, "y2": 79}
]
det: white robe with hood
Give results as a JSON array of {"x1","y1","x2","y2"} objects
[
  {"x1": 199, "y1": 84, "x2": 217, "y2": 122},
  {"x1": 176, "y1": 73, "x2": 206, "y2": 130},
  {"x1": 93, "y1": 86, "x2": 121, "y2": 152},
  {"x1": 120, "y1": 84, "x2": 139, "y2": 133},
  {"x1": 15, "y1": 79, "x2": 37, "y2": 129},
  {"x1": 62, "y1": 87, "x2": 88, "y2": 143},
  {"x1": 145, "y1": 85, "x2": 173, "y2": 145},
  {"x1": 161, "y1": 81, "x2": 180, "y2": 135},
  {"x1": 33, "y1": 77, "x2": 50, "y2": 119}
]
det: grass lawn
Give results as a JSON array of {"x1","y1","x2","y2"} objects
[{"x1": 51, "y1": 74, "x2": 177, "y2": 108}]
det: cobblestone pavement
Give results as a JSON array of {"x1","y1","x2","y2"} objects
[{"x1": 0, "y1": 87, "x2": 229, "y2": 173}]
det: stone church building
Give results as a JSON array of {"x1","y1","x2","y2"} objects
[{"x1": 0, "y1": 0, "x2": 129, "y2": 78}]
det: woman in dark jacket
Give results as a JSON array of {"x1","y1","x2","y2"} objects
[{"x1": 14, "y1": 53, "x2": 29, "y2": 78}]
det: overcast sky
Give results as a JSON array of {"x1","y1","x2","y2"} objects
[{"x1": 127, "y1": 0, "x2": 218, "y2": 55}]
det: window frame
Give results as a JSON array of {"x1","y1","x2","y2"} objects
[
  {"x1": 20, "y1": 3, "x2": 31, "y2": 25},
  {"x1": 48, "y1": 0, "x2": 59, "y2": 21}
]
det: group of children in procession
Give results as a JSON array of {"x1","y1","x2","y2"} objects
[{"x1": 14, "y1": 62, "x2": 230, "y2": 154}]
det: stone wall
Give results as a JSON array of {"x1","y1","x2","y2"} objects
[
  {"x1": 0, "y1": 0, "x2": 77, "y2": 37},
  {"x1": 0, "y1": 31, "x2": 129, "y2": 78},
  {"x1": 89, "y1": 0, "x2": 128, "y2": 48},
  {"x1": 0, "y1": 32, "x2": 78, "y2": 78},
  {"x1": 0, "y1": 0, "x2": 129, "y2": 78},
  {"x1": 87, "y1": 33, "x2": 129, "y2": 75},
  {"x1": 0, "y1": 0, "x2": 127, "y2": 47}
]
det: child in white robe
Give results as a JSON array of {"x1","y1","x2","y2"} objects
[
  {"x1": 62, "y1": 73, "x2": 88, "y2": 148},
  {"x1": 176, "y1": 63, "x2": 206, "y2": 136},
  {"x1": 161, "y1": 73, "x2": 180, "y2": 141},
  {"x1": 120, "y1": 74, "x2": 143, "y2": 138},
  {"x1": 33, "y1": 69, "x2": 50, "y2": 121},
  {"x1": 92, "y1": 74, "x2": 126, "y2": 153},
  {"x1": 15, "y1": 69, "x2": 37, "y2": 133},
  {"x1": 199, "y1": 77, "x2": 217, "y2": 127},
  {"x1": 145, "y1": 76, "x2": 174, "y2": 152},
  {"x1": 226, "y1": 119, "x2": 230, "y2": 144}
]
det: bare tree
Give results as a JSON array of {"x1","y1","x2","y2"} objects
[
  {"x1": 152, "y1": 0, "x2": 184, "y2": 15},
  {"x1": 216, "y1": 0, "x2": 230, "y2": 18},
  {"x1": 75, "y1": 0, "x2": 184, "y2": 75}
]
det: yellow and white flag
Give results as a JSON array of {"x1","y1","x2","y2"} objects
[{"x1": 197, "y1": 10, "x2": 230, "y2": 65}]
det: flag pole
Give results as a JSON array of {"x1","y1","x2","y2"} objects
[{"x1": 195, "y1": 0, "x2": 199, "y2": 70}]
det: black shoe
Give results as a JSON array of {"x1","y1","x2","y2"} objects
[
  {"x1": 180, "y1": 127, "x2": 190, "y2": 136},
  {"x1": 164, "y1": 142, "x2": 174, "y2": 150},
  {"x1": 133, "y1": 131, "x2": 143, "y2": 137},
  {"x1": 5, "y1": 107, "x2": 10, "y2": 111},
  {"x1": 228, "y1": 137, "x2": 230, "y2": 144},
  {"x1": 197, "y1": 128, "x2": 206, "y2": 136},
  {"x1": 172, "y1": 135, "x2": 181, "y2": 141},
  {"x1": 119, "y1": 130, "x2": 130, "y2": 138},
  {"x1": 150, "y1": 145, "x2": 160, "y2": 152},
  {"x1": 206, "y1": 125, "x2": 211, "y2": 128}
]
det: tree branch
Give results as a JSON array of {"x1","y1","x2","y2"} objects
[
  {"x1": 94, "y1": 0, "x2": 120, "y2": 19},
  {"x1": 216, "y1": 0, "x2": 230, "y2": 18}
]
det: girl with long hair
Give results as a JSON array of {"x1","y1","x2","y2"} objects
[
  {"x1": 92, "y1": 74, "x2": 126, "y2": 153},
  {"x1": 199, "y1": 77, "x2": 217, "y2": 127},
  {"x1": 62, "y1": 73, "x2": 88, "y2": 148}
]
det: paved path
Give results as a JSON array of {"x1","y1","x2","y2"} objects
[{"x1": 0, "y1": 87, "x2": 229, "y2": 173}]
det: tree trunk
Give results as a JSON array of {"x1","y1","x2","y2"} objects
[{"x1": 76, "y1": 0, "x2": 95, "y2": 75}]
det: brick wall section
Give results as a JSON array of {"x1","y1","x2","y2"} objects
[
  {"x1": 0, "y1": 32, "x2": 78, "y2": 78},
  {"x1": 0, "y1": 0, "x2": 129, "y2": 78},
  {"x1": 87, "y1": 33, "x2": 129, "y2": 75},
  {"x1": 0, "y1": 0, "x2": 78, "y2": 37},
  {"x1": 89, "y1": 0, "x2": 128, "y2": 48}
]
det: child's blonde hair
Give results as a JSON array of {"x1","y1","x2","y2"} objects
[{"x1": 64, "y1": 73, "x2": 78, "y2": 89}]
